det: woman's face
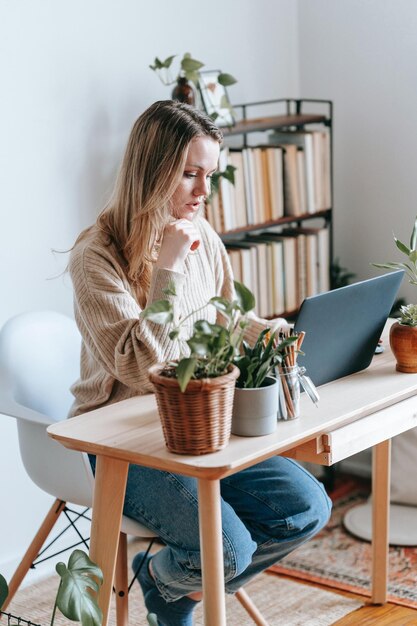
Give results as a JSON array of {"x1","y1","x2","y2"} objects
[{"x1": 170, "y1": 136, "x2": 220, "y2": 220}]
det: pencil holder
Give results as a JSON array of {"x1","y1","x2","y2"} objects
[{"x1": 277, "y1": 365, "x2": 303, "y2": 420}]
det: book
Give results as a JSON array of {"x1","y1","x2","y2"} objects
[
  {"x1": 251, "y1": 148, "x2": 266, "y2": 225},
  {"x1": 265, "y1": 147, "x2": 284, "y2": 220},
  {"x1": 296, "y1": 148, "x2": 307, "y2": 215},
  {"x1": 226, "y1": 241, "x2": 261, "y2": 315},
  {"x1": 281, "y1": 144, "x2": 301, "y2": 217},
  {"x1": 242, "y1": 148, "x2": 256, "y2": 225},
  {"x1": 249, "y1": 232, "x2": 298, "y2": 313},
  {"x1": 243, "y1": 237, "x2": 271, "y2": 317},
  {"x1": 269, "y1": 129, "x2": 316, "y2": 214},
  {"x1": 267, "y1": 240, "x2": 285, "y2": 315},
  {"x1": 228, "y1": 150, "x2": 248, "y2": 229},
  {"x1": 227, "y1": 248, "x2": 242, "y2": 282}
]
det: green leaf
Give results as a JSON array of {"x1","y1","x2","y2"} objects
[
  {"x1": 169, "y1": 329, "x2": 180, "y2": 340},
  {"x1": 0, "y1": 573, "x2": 8, "y2": 610},
  {"x1": 55, "y1": 550, "x2": 103, "y2": 626},
  {"x1": 162, "y1": 54, "x2": 176, "y2": 68},
  {"x1": 183, "y1": 69, "x2": 200, "y2": 84},
  {"x1": 181, "y1": 56, "x2": 204, "y2": 72},
  {"x1": 219, "y1": 94, "x2": 231, "y2": 110},
  {"x1": 221, "y1": 164, "x2": 236, "y2": 185},
  {"x1": 176, "y1": 358, "x2": 197, "y2": 392},
  {"x1": 372, "y1": 262, "x2": 403, "y2": 270},
  {"x1": 194, "y1": 320, "x2": 213, "y2": 334},
  {"x1": 187, "y1": 338, "x2": 210, "y2": 356},
  {"x1": 254, "y1": 361, "x2": 272, "y2": 388},
  {"x1": 209, "y1": 296, "x2": 231, "y2": 315},
  {"x1": 410, "y1": 216, "x2": 417, "y2": 250},
  {"x1": 234, "y1": 281, "x2": 256, "y2": 313},
  {"x1": 162, "y1": 282, "x2": 177, "y2": 297},
  {"x1": 394, "y1": 236, "x2": 410, "y2": 256},
  {"x1": 218, "y1": 73, "x2": 237, "y2": 87},
  {"x1": 149, "y1": 57, "x2": 165, "y2": 70},
  {"x1": 142, "y1": 300, "x2": 173, "y2": 324},
  {"x1": 409, "y1": 250, "x2": 417, "y2": 264}
]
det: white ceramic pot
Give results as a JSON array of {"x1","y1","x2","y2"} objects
[{"x1": 232, "y1": 377, "x2": 278, "y2": 437}]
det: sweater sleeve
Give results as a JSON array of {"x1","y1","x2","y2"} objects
[{"x1": 70, "y1": 243, "x2": 187, "y2": 392}]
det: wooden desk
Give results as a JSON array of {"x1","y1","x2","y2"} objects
[{"x1": 48, "y1": 324, "x2": 417, "y2": 625}]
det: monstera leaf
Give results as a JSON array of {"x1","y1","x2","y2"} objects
[
  {"x1": 0, "y1": 573, "x2": 8, "y2": 610},
  {"x1": 55, "y1": 550, "x2": 103, "y2": 626}
]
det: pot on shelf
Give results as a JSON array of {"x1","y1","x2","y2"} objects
[
  {"x1": 171, "y1": 77, "x2": 195, "y2": 105},
  {"x1": 390, "y1": 322, "x2": 417, "y2": 373},
  {"x1": 149, "y1": 363, "x2": 239, "y2": 455},
  {"x1": 231, "y1": 376, "x2": 278, "y2": 437}
]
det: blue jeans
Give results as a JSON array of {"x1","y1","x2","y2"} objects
[{"x1": 90, "y1": 455, "x2": 331, "y2": 602}]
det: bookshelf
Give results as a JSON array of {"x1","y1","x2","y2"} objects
[{"x1": 207, "y1": 98, "x2": 333, "y2": 319}]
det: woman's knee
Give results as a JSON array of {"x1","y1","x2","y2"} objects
[
  {"x1": 222, "y1": 526, "x2": 257, "y2": 582},
  {"x1": 291, "y1": 471, "x2": 332, "y2": 536}
]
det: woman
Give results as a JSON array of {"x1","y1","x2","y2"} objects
[{"x1": 68, "y1": 100, "x2": 331, "y2": 626}]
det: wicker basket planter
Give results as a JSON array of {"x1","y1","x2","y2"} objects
[{"x1": 149, "y1": 364, "x2": 240, "y2": 455}]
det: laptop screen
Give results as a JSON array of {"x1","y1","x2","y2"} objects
[{"x1": 293, "y1": 270, "x2": 404, "y2": 386}]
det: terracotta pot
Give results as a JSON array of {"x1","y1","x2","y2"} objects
[
  {"x1": 389, "y1": 322, "x2": 417, "y2": 373},
  {"x1": 149, "y1": 364, "x2": 239, "y2": 455}
]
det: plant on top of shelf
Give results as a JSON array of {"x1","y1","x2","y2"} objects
[
  {"x1": 0, "y1": 549, "x2": 103, "y2": 626},
  {"x1": 373, "y1": 215, "x2": 417, "y2": 373},
  {"x1": 149, "y1": 52, "x2": 237, "y2": 125},
  {"x1": 149, "y1": 52, "x2": 236, "y2": 91}
]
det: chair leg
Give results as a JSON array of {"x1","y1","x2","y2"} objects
[
  {"x1": 235, "y1": 587, "x2": 269, "y2": 626},
  {"x1": 3, "y1": 498, "x2": 66, "y2": 609},
  {"x1": 114, "y1": 532, "x2": 129, "y2": 626}
]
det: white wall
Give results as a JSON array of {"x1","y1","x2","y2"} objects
[
  {"x1": 298, "y1": 0, "x2": 417, "y2": 304},
  {"x1": 0, "y1": 0, "x2": 299, "y2": 583}
]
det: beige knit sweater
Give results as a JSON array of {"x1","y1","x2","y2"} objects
[{"x1": 68, "y1": 216, "x2": 284, "y2": 417}]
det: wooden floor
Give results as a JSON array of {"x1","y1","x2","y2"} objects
[{"x1": 272, "y1": 572, "x2": 417, "y2": 625}]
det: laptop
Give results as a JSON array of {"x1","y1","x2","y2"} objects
[{"x1": 293, "y1": 270, "x2": 404, "y2": 386}]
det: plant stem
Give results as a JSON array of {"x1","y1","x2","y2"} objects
[{"x1": 49, "y1": 582, "x2": 61, "y2": 626}]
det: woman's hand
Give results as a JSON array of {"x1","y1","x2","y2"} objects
[{"x1": 155, "y1": 219, "x2": 200, "y2": 272}]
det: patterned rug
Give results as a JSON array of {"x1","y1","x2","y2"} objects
[
  {"x1": 5, "y1": 537, "x2": 363, "y2": 626},
  {"x1": 269, "y1": 476, "x2": 417, "y2": 609}
]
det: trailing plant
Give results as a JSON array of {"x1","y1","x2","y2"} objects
[
  {"x1": 210, "y1": 163, "x2": 236, "y2": 197},
  {"x1": 149, "y1": 52, "x2": 237, "y2": 92},
  {"x1": 142, "y1": 280, "x2": 255, "y2": 392},
  {"x1": 0, "y1": 550, "x2": 103, "y2": 626},
  {"x1": 149, "y1": 52, "x2": 237, "y2": 126},
  {"x1": 234, "y1": 328, "x2": 299, "y2": 389},
  {"x1": 373, "y1": 215, "x2": 417, "y2": 326}
]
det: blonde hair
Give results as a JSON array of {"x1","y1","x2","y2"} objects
[{"x1": 76, "y1": 100, "x2": 223, "y2": 307}]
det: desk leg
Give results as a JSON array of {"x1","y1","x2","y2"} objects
[
  {"x1": 90, "y1": 455, "x2": 129, "y2": 626},
  {"x1": 371, "y1": 439, "x2": 391, "y2": 604},
  {"x1": 198, "y1": 478, "x2": 227, "y2": 626}
]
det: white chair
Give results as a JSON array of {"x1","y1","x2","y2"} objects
[{"x1": 0, "y1": 311, "x2": 267, "y2": 626}]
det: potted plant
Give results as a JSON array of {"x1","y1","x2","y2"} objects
[
  {"x1": 149, "y1": 52, "x2": 237, "y2": 124},
  {"x1": 0, "y1": 550, "x2": 103, "y2": 626},
  {"x1": 232, "y1": 329, "x2": 299, "y2": 436},
  {"x1": 373, "y1": 214, "x2": 417, "y2": 372},
  {"x1": 143, "y1": 281, "x2": 255, "y2": 455}
]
